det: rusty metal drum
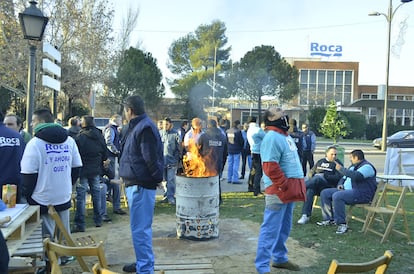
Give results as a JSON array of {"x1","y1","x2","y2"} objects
[{"x1": 176, "y1": 175, "x2": 219, "y2": 240}]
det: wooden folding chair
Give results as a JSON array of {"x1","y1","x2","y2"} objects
[
  {"x1": 347, "y1": 181, "x2": 385, "y2": 225},
  {"x1": 92, "y1": 263, "x2": 120, "y2": 274},
  {"x1": 362, "y1": 184, "x2": 411, "y2": 243},
  {"x1": 44, "y1": 238, "x2": 108, "y2": 274},
  {"x1": 312, "y1": 195, "x2": 320, "y2": 209},
  {"x1": 48, "y1": 205, "x2": 103, "y2": 271},
  {"x1": 327, "y1": 250, "x2": 393, "y2": 273}
]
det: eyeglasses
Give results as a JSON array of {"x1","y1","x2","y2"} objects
[{"x1": 5, "y1": 123, "x2": 15, "y2": 126}]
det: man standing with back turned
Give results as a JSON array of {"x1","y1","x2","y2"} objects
[
  {"x1": 119, "y1": 95, "x2": 164, "y2": 274},
  {"x1": 20, "y1": 108, "x2": 82, "y2": 239}
]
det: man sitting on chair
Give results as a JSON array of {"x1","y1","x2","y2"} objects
[
  {"x1": 316, "y1": 149, "x2": 377, "y2": 234},
  {"x1": 297, "y1": 146, "x2": 343, "y2": 224}
]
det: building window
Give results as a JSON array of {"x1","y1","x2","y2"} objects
[{"x1": 299, "y1": 68, "x2": 354, "y2": 107}]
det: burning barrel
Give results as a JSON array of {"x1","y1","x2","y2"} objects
[{"x1": 176, "y1": 175, "x2": 219, "y2": 240}]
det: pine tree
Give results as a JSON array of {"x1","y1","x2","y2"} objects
[{"x1": 320, "y1": 101, "x2": 349, "y2": 144}]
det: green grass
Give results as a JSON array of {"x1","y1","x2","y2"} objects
[{"x1": 79, "y1": 192, "x2": 414, "y2": 273}]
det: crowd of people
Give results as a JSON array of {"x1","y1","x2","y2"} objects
[{"x1": 0, "y1": 97, "x2": 380, "y2": 274}]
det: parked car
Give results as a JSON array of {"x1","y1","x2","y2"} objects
[
  {"x1": 372, "y1": 130, "x2": 414, "y2": 149},
  {"x1": 94, "y1": 117, "x2": 109, "y2": 131}
]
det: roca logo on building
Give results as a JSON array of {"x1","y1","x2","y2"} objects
[{"x1": 310, "y1": 42, "x2": 342, "y2": 57}]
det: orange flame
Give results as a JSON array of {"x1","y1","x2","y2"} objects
[{"x1": 183, "y1": 138, "x2": 217, "y2": 177}]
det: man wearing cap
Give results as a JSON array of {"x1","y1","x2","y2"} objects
[{"x1": 255, "y1": 107, "x2": 305, "y2": 274}]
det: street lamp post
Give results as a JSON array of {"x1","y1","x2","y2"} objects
[
  {"x1": 369, "y1": 0, "x2": 412, "y2": 152},
  {"x1": 19, "y1": 1, "x2": 49, "y2": 135}
]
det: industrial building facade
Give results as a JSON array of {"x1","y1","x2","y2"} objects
[{"x1": 289, "y1": 58, "x2": 414, "y2": 126}]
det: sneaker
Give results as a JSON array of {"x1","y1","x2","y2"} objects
[
  {"x1": 71, "y1": 226, "x2": 85, "y2": 233},
  {"x1": 336, "y1": 224, "x2": 348, "y2": 234},
  {"x1": 297, "y1": 214, "x2": 310, "y2": 224},
  {"x1": 113, "y1": 208, "x2": 127, "y2": 215},
  {"x1": 254, "y1": 192, "x2": 264, "y2": 198},
  {"x1": 122, "y1": 262, "x2": 136, "y2": 273},
  {"x1": 272, "y1": 260, "x2": 300, "y2": 271},
  {"x1": 102, "y1": 215, "x2": 112, "y2": 222},
  {"x1": 158, "y1": 197, "x2": 169, "y2": 203},
  {"x1": 316, "y1": 220, "x2": 336, "y2": 226},
  {"x1": 60, "y1": 256, "x2": 76, "y2": 266}
]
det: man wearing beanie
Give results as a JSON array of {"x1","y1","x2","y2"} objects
[{"x1": 255, "y1": 107, "x2": 306, "y2": 274}]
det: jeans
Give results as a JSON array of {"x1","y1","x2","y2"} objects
[
  {"x1": 41, "y1": 209, "x2": 70, "y2": 239},
  {"x1": 255, "y1": 200, "x2": 294, "y2": 274},
  {"x1": 99, "y1": 183, "x2": 108, "y2": 216},
  {"x1": 227, "y1": 153, "x2": 241, "y2": 182},
  {"x1": 301, "y1": 175, "x2": 332, "y2": 216},
  {"x1": 126, "y1": 185, "x2": 156, "y2": 274},
  {"x1": 105, "y1": 180, "x2": 121, "y2": 211},
  {"x1": 163, "y1": 165, "x2": 177, "y2": 202},
  {"x1": 75, "y1": 175, "x2": 102, "y2": 229},
  {"x1": 320, "y1": 188, "x2": 371, "y2": 224}
]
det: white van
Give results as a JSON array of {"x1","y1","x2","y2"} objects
[{"x1": 94, "y1": 117, "x2": 109, "y2": 131}]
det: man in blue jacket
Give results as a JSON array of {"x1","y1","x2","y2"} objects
[
  {"x1": 119, "y1": 95, "x2": 163, "y2": 274},
  {"x1": 317, "y1": 149, "x2": 377, "y2": 234}
]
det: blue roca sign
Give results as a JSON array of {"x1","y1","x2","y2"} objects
[{"x1": 310, "y1": 42, "x2": 342, "y2": 57}]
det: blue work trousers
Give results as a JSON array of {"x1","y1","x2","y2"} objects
[
  {"x1": 255, "y1": 201, "x2": 294, "y2": 274},
  {"x1": 126, "y1": 185, "x2": 156, "y2": 274},
  {"x1": 227, "y1": 153, "x2": 241, "y2": 183}
]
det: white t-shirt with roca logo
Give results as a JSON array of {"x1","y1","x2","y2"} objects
[{"x1": 21, "y1": 136, "x2": 82, "y2": 206}]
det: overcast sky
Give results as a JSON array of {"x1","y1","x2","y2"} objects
[{"x1": 111, "y1": 0, "x2": 414, "y2": 97}]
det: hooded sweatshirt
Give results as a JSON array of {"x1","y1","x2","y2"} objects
[{"x1": 21, "y1": 123, "x2": 82, "y2": 213}]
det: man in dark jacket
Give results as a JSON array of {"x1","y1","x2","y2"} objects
[
  {"x1": 119, "y1": 95, "x2": 163, "y2": 274},
  {"x1": 297, "y1": 146, "x2": 343, "y2": 224},
  {"x1": 0, "y1": 111, "x2": 25, "y2": 203},
  {"x1": 21, "y1": 108, "x2": 82, "y2": 238},
  {"x1": 198, "y1": 119, "x2": 228, "y2": 204},
  {"x1": 73, "y1": 115, "x2": 108, "y2": 231},
  {"x1": 226, "y1": 120, "x2": 244, "y2": 184}
]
